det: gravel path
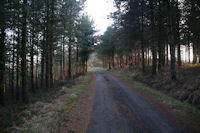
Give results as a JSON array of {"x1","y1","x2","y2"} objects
[{"x1": 87, "y1": 71, "x2": 183, "y2": 133}]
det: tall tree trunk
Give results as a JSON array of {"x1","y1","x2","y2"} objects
[
  {"x1": 0, "y1": 26, "x2": 6, "y2": 106},
  {"x1": 49, "y1": 0, "x2": 55, "y2": 88},
  {"x1": 31, "y1": 0, "x2": 36, "y2": 92},
  {"x1": 9, "y1": 62, "x2": 11, "y2": 91},
  {"x1": 199, "y1": 55, "x2": 200, "y2": 64},
  {"x1": 126, "y1": 54, "x2": 128, "y2": 66},
  {"x1": 177, "y1": 41, "x2": 181, "y2": 66},
  {"x1": 150, "y1": 1, "x2": 157, "y2": 75},
  {"x1": 12, "y1": 41, "x2": 15, "y2": 98},
  {"x1": 21, "y1": 0, "x2": 28, "y2": 103},
  {"x1": 193, "y1": 43, "x2": 197, "y2": 64},
  {"x1": 141, "y1": 0, "x2": 145, "y2": 72},
  {"x1": 85, "y1": 60, "x2": 88, "y2": 73},
  {"x1": 60, "y1": 59, "x2": 62, "y2": 79},
  {"x1": 145, "y1": 49, "x2": 148, "y2": 64},
  {"x1": 49, "y1": 34, "x2": 53, "y2": 88},
  {"x1": 185, "y1": 46, "x2": 187, "y2": 62},
  {"x1": 46, "y1": 0, "x2": 50, "y2": 89},
  {"x1": 109, "y1": 57, "x2": 111, "y2": 69},
  {"x1": 162, "y1": 43, "x2": 165, "y2": 66},
  {"x1": 30, "y1": 36, "x2": 35, "y2": 93},
  {"x1": 62, "y1": 36, "x2": 65, "y2": 79},
  {"x1": 41, "y1": 40, "x2": 45, "y2": 88},
  {"x1": 188, "y1": 35, "x2": 190, "y2": 63},
  {"x1": 120, "y1": 56, "x2": 122, "y2": 68},
  {"x1": 46, "y1": 38, "x2": 50, "y2": 89},
  {"x1": 16, "y1": 15, "x2": 20, "y2": 102},
  {"x1": 76, "y1": 44, "x2": 79, "y2": 75},
  {"x1": 36, "y1": 40, "x2": 39, "y2": 90},
  {"x1": 134, "y1": 51, "x2": 137, "y2": 66},
  {"x1": 76, "y1": 45, "x2": 79, "y2": 62},
  {"x1": 112, "y1": 47, "x2": 115, "y2": 68},
  {"x1": 166, "y1": 43, "x2": 169, "y2": 66},
  {"x1": 176, "y1": 0, "x2": 181, "y2": 66},
  {"x1": 147, "y1": 48, "x2": 150, "y2": 66},
  {"x1": 68, "y1": 39, "x2": 72, "y2": 79},
  {"x1": 137, "y1": 50, "x2": 140, "y2": 67},
  {"x1": 0, "y1": 0, "x2": 6, "y2": 106},
  {"x1": 166, "y1": 0, "x2": 177, "y2": 80},
  {"x1": 158, "y1": 0, "x2": 162, "y2": 71}
]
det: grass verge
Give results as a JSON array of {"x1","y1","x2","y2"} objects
[
  {"x1": 0, "y1": 72, "x2": 93, "y2": 133},
  {"x1": 63, "y1": 72, "x2": 92, "y2": 115}
]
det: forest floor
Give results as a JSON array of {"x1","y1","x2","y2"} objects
[{"x1": 1, "y1": 72, "x2": 96, "y2": 133}]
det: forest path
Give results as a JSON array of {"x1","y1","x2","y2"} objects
[{"x1": 87, "y1": 71, "x2": 182, "y2": 133}]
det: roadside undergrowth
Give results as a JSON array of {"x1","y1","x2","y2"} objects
[
  {"x1": 63, "y1": 72, "x2": 92, "y2": 115},
  {"x1": 4, "y1": 72, "x2": 92, "y2": 133}
]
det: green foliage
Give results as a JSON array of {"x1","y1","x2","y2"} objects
[
  {"x1": 77, "y1": 15, "x2": 96, "y2": 63},
  {"x1": 96, "y1": 25, "x2": 117, "y2": 61}
]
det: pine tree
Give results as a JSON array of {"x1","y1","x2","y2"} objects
[
  {"x1": 0, "y1": 0, "x2": 6, "y2": 106},
  {"x1": 21, "y1": 0, "x2": 28, "y2": 103},
  {"x1": 166, "y1": 0, "x2": 177, "y2": 80}
]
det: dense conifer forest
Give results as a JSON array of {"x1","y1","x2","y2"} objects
[
  {"x1": 97, "y1": 0, "x2": 200, "y2": 78},
  {"x1": 0, "y1": 0, "x2": 95, "y2": 105},
  {"x1": 0, "y1": 0, "x2": 200, "y2": 132}
]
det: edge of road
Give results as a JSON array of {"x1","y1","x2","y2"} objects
[{"x1": 105, "y1": 70, "x2": 200, "y2": 133}]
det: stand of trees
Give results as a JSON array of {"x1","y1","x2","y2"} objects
[
  {"x1": 0, "y1": 0, "x2": 95, "y2": 105},
  {"x1": 97, "y1": 0, "x2": 200, "y2": 80}
]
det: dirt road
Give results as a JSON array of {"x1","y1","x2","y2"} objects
[{"x1": 87, "y1": 71, "x2": 182, "y2": 133}]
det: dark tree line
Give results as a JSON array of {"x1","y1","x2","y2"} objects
[
  {"x1": 0, "y1": 0, "x2": 95, "y2": 105},
  {"x1": 97, "y1": 0, "x2": 200, "y2": 80}
]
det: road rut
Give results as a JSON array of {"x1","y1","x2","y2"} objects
[{"x1": 87, "y1": 71, "x2": 182, "y2": 133}]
